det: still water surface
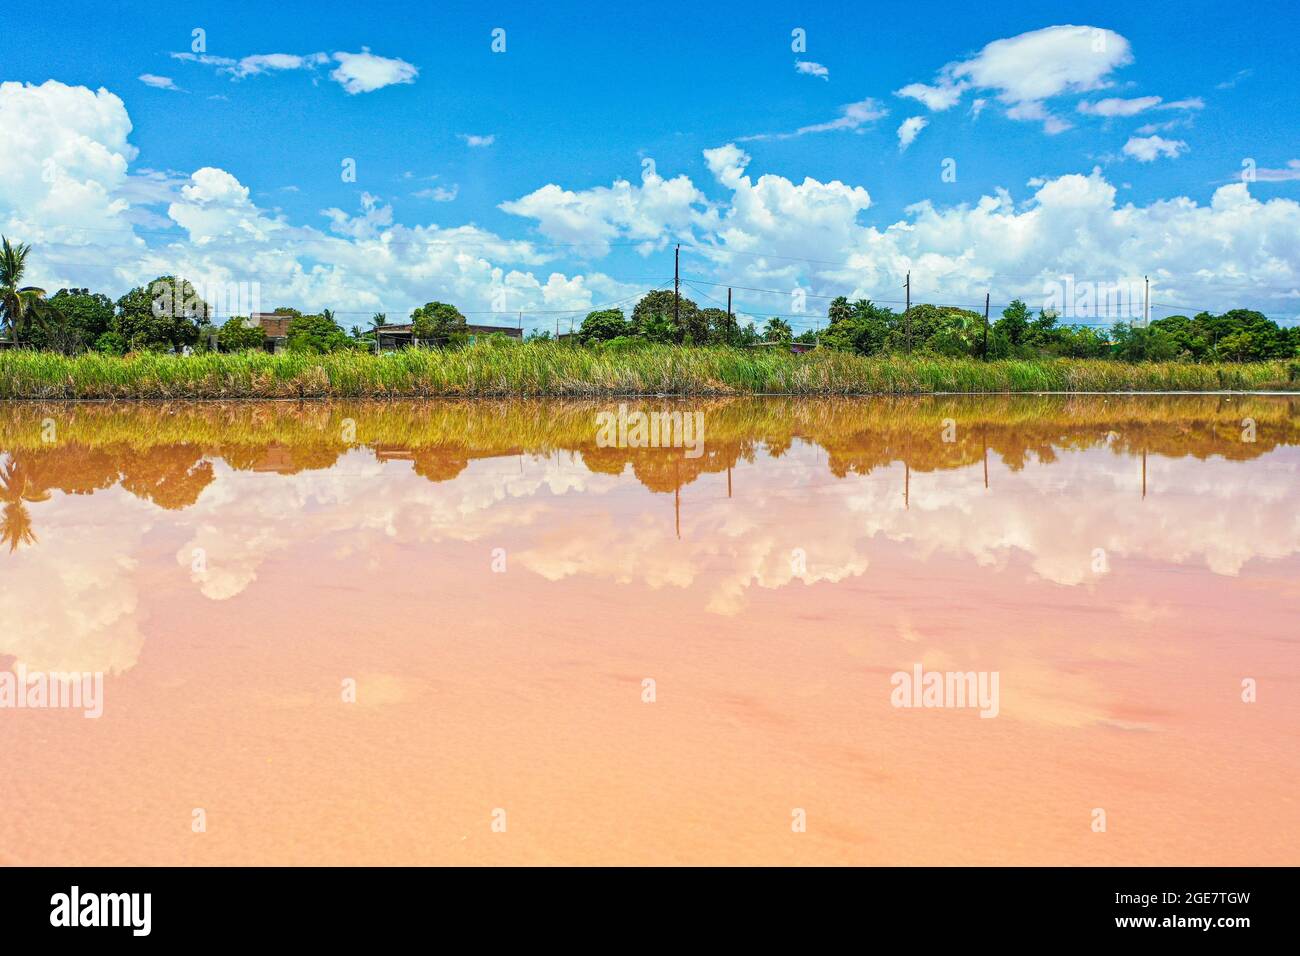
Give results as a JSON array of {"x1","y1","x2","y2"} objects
[{"x1": 1, "y1": 396, "x2": 1296, "y2": 864}]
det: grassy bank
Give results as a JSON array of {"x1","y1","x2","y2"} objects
[{"x1": 1, "y1": 343, "x2": 1298, "y2": 399}]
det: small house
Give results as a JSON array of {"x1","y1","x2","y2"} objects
[
  {"x1": 249, "y1": 312, "x2": 296, "y2": 352},
  {"x1": 373, "y1": 322, "x2": 523, "y2": 350}
]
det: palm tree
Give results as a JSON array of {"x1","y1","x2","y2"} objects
[
  {"x1": 0, "y1": 237, "x2": 54, "y2": 346},
  {"x1": 0, "y1": 457, "x2": 50, "y2": 552},
  {"x1": 763, "y1": 317, "x2": 793, "y2": 344},
  {"x1": 368, "y1": 312, "x2": 387, "y2": 353}
]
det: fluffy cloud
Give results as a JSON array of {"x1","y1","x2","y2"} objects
[
  {"x1": 508, "y1": 142, "x2": 1299, "y2": 320},
  {"x1": 5, "y1": 79, "x2": 1298, "y2": 334},
  {"x1": 703, "y1": 144, "x2": 749, "y2": 189},
  {"x1": 895, "y1": 81, "x2": 965, "y2": 112},
  {"x1": 794, "y1": 60, "x2": 829, "y2": 80},
  {"x1": 897, "y1": 25, "x2": 1132, "y2": 133},
  {"x1": 167, "y1": 166, "x2": 285, "y2": 245},
  {"x1": 951, "y1": 25, "x2": 1131, "y2": 102},
  {"x1": 499, "y1": 161, "x2": 710, "y2": 255},
  {"x1": 1122, "y1": 134, "x2": 1188, "y2": 162},
  {"x1": 897, "y1": 116, "x2": 929, "y2": 151},
  {"x1": 0, "y1": 79, "x2": 142, "y2": 292},
  {"x1": 330, "y1": 50, "x2": 419, "y2": 94},
  {"x1": 0, "y1": 81, "x2": 636, "y2": 323},
  {"x1": 459, "y1": 134, "x2": 495, "y2": 147}
]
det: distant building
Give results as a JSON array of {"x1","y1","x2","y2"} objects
[
  {"x1": 748, "y1": 341, "x2": 819, "y2": 354},
  {"x1": 373, "y1": 322, "x2": 523, "y2": 350},
  {"x1": 248, "y1": 312, "x2": 296, "y2": 352}
]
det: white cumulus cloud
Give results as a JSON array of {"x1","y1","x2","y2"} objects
[
  {"x1": 1122, "y1": 135, "x2": 1188, "y2": 162},
  {"x1": 898, "y1": 25, "x2": 1133, "y2": 134},
  {"x1": 895, "y1": 81, "x2": 966, "y2": 111},
  {"x1": 897, "y1": 116, "x2": 929, "y2": 150},
  {"x1": 330, "y1": 49, "x2": 419, "y2": 94},
  {"x1": 794, "y1": 60, "x2": 829, "y2": 80}
]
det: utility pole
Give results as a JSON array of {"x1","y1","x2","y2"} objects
[
  {"x1": 904, "y1": 270, "x2": 911, "y2": 351},
  {"x1": 674, "y1": 244, "x2": 681, "y2": 330},
  {"x1": 555, "y1": 316, "x2": 559, "y2": 340},
  {"x1": 983, "y1": 292, "x2": 990, "y2": 360},
  {"x1": 982, "y1": 428, "x2": 988, "y2": 490},
  {"x1": 1144, "y1": 275, "x2": 1149, "y2": 327},
  {"x1": 727, "y1": 287, "x2": 732, "y2": 337}
]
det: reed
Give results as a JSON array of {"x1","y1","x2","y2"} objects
[{"x1": 0, "y1": 344, "x2": 1296, "y2": 400}]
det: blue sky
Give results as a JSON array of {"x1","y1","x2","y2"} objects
[{"x1": 4, "y1": 0, "x2": 1299, "y2": 331}]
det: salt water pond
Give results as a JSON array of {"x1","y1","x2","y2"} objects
[{"x1": 1, "y1": 395, "x2": 1296, "y2": 864}]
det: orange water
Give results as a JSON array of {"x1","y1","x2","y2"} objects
[{"x1": 1, "y1": 396, "x2": 1296, "y2": 865}]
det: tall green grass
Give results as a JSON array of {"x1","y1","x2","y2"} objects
[{"x1": 1, "y1": 344, "x2": 1296, "y2": 399}]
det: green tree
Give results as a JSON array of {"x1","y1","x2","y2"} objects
[
  {"x1": 286, "y1": 313, "x2": 351, "y2": 353},
  {"x1": 113, "y1": 276, "x2": 209, "y2": 351},
  {"x1": 578, "y1": 308, "x2": 629, "y2": 344},
  {"x1": 763, "y1": 317, "x2": 793, "y2": 343},
  {"x1": 736, "y1": 321, "x2": 762, "y2": 346},
  {"x1": 699, "y1": 307, "x2": 734, "y2": 344},
  {"x1": 28, "y1": 288, "x2": 114, "y2": 353},
  {"x1": 995, "y1": 299, "x2": 1033, "y2": 347},
  {"x1": 631, "y1": 289, "x2": 698, "y2": 344},
  {"x1": 93, "y1": 331, "x2": 128, "y2": 355},
  {"x1": 1110, "y1": 322, "x2": 1178, "y2": 362},
  {"x1": 217, "y1": 317, "x2": 268, "y2": 352},
  {"x1": 1052, "y1": 324, "x2": 1109, "y2": 358},
  {"x1": 411, "y1": 301, "x2": 468, "y2": 347},
  {"x1": 827, "y1": 295, "x2": 852, "y2": 328},
  {"x1": 819, "y1": 299, "x2": 894, "y2": 355},
  {"x1": 0, "y1": 237, "x2": 57, "y2": 346},
  {"x1": 638, "y1": 311, "x2": 680, "y2": 344}
]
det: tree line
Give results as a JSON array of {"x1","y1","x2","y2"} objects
[
  {"x1": 571, "y1": 288, "x2": 1300, "y2": 363},
  {"x1": 3, "y1": 237, "x2": 1296, "y2": 362},
  {"x1": 0, "y1": 238, "x2": 480, "y2": 354}
]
